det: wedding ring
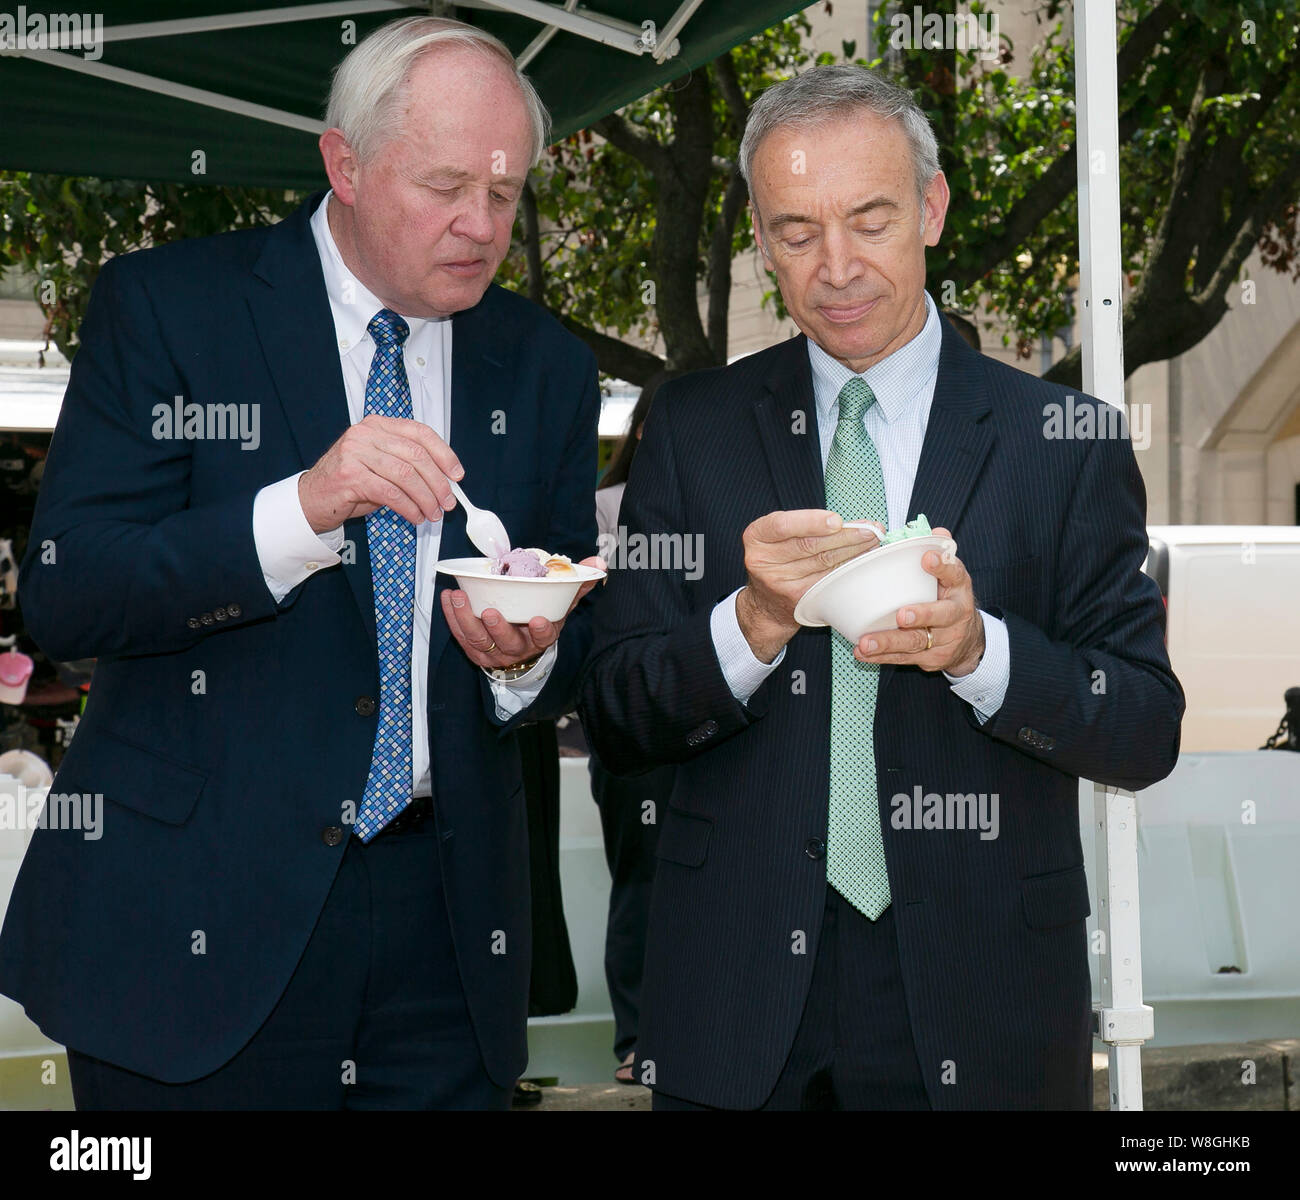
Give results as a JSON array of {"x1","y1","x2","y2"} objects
[
  {"x1": 484, "y1": 640, "x2": 498, "y2": 654},
  {"x1": 924, "y1": 628, "x2": 933, "y2": 651}
]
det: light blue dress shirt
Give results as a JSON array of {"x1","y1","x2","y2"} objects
[{"x1": 708, "y1": 290, "x2": 1010, "y2": 723}]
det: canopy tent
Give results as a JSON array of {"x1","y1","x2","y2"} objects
[
  {"x1": 0, "y1": 0, "x2": 806, "y2": 187},
  {"x1": 1, "y1": 0, "x2": 1153, "y2": 1110}
]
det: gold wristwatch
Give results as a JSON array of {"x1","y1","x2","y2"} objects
[{"x1": 488, "y1": 652, "x2": 545, "y2": 682}]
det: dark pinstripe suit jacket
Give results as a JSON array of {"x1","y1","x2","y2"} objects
[{"x1": 578, "y1": 318, "x2": 1183, "y2": 1110}]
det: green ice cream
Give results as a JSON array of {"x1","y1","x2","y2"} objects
[{"x1": 880, "y1": 513, "x2": 932, "y2": 545}]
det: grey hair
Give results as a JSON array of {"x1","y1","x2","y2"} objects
[
  {"x1": 325, "y1": 16, "x2": 550, "y2": 167},
  {"x1": 738, "y1": 64, "x2": 940, "y2": 210}
]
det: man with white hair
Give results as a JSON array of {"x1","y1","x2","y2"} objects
[
  {"x1": 1, "y1": 17, "x2": 601, "y2": 1109},
  {"x1": 580, "y1": 64, "x2": 1183, "y2": 1110}
]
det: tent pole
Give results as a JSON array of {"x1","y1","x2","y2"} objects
[
  {"x1": 19, "y1": 50, "x2": 326, "y2": 134},
  {"x1": 516, "y1": 0, "x2": 579, "y2": 69},
  {"x1": 469, "y1": 0, "x2": 678, "y2": 58},
  {"x1": 1073, "y1": 0, "x2": 1155, "y2": 1112},
  {"x1": 654, "y1": 0, "x2": 705, "y2": 62},
  {"x1": 52, "y1": 2, "x2": 409, "y2": 48}
]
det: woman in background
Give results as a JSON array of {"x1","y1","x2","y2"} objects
[{"x1": 588, "y1": 373, "x2": 676, "y2": 1085}]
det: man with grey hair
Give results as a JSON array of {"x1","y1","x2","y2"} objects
[
  {"x1": 1, "y1": 16, "x2": 601, "y2": 1109},
  {"x1": 581, "y1": 63, "x2": 1182, "y2": 1109}
]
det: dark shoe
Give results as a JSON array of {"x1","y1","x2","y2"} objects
[{"x1": 512, "y1": 1080, "x2": 543, "y2": 1108}]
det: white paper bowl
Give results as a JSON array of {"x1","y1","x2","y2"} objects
[
  {"x1": 435, "y1": 557, "x2": 605, "y2": 624},
  {"x1": 793, "y1": 534, "x2": 957, "y2": 641}
]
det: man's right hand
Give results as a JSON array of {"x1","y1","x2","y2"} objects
[
  {"x1": 298, "y1": 414, "x2": 464, "y2": 534},
  {"x1": 736, "y1": 510, "x2": 881, "y2": 663}
]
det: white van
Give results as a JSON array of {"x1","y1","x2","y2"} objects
[{"x1": 1145, "y1": 526, "x2": 1300, "y2": 752}]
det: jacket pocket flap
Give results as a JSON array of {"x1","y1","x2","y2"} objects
[
  {"x1": 54, "y1": 728, "x2": 206, "y2": 827},
  {"x1": 655, "y1": 806, "x2": 712, "y2": 868},
  {"x1": 1021, "y1": 864, "x2": 1091, "y2": 929}
]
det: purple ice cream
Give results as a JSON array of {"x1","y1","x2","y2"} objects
[{"x1": 493, "y1": 548, "x2": 547, "y2": 577}]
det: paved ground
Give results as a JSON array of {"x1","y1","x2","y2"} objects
[
  {"x1": 520, "y1": 1082, "x2": 652, "y2": 1111},
  {"x1": 521, "y1": 1039, "x2": 1300, "y2": 1110},
  {"x1": 5, "y1": 1039, "x2": 1296, "y2": 1110}
]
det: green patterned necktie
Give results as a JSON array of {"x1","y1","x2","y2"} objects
[{"x1": 824, "y1": 377, "x2": 891, "y2": 920}]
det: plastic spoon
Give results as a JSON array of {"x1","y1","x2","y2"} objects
[{"x1": 447, "y1": 478, "x2": 510, "y2": 562}]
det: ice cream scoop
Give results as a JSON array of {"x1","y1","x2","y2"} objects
[{"x1": 494, "y1": 548, "x2": 547, "y2": 578}]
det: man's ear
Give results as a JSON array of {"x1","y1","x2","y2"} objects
[
  {"x1": 921, "y1": 169, "x2": 950, "y2": 248},
  {"x1": 320, "y1": 128, "x2": 359, "y2": 205}
]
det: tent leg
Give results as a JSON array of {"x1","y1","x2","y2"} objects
[
  {"x1": 1108, "y1": 1043, "x2": 1146, "y2": 1112},
  {"x1": 1091, "y1": 783, "x2": 1155, "y2": 1110}
]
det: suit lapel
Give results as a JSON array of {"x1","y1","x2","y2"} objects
[
  {"x1": 247, "y1": 191, "x2": 377, "y2": 646},
  {"x1": 751, "y1": 333, "x2": 825, "y2": 512},
  {"x1": 905, "y1": 319, "x2": 995, "y2": 536},
  {"x1": 879, "y1": 318, "x2": 995, "y2": 699},
  {"x1": 425, "y1": 287, "x2": 514, "y2": 682}
]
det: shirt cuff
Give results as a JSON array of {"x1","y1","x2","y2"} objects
[
  {"x1": 489, "y1": 642, "x2": 558, "y2": 720},
  {"x1": 253, "y1": 472, "x2": 344, "y2": 604},
  {"x1": 944, "y1": 610, "x2": 1010, "y2": 725},
  {"x1": 711, "y1": 587, "x2": 786, "y2": 705}
]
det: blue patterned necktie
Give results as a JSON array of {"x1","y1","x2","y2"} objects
[
  {"x1": 824, "y1": 377, "x2": 892, "y2": 919},
  {"x1": 353, "y1": 309, "x2": 416, "y2": 843}
]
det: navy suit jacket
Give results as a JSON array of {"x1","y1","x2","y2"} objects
[
  {"x1": 0, "y1": 191, "x2": 599, "y2": 1084},
  {"x1": 578, "y1": 322, "x2": 1183, "y2": 1109}
]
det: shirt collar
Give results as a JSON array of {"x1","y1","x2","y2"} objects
[
  {"x1": 807, "y1": 290, "x2": 941, "y2": 425},
  {"x1": 309, "y1": 190, "x2": 442, "y2": 355}
]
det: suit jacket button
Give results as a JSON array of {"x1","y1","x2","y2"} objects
[
  {"x1": 227, "y1": 603, "x2": 242, "y2": 618},
  {"x1": 199, "y1": 612, "x2": 214, "y2": 626},
  {"x1": 321, "y1": 826, "x2": 344, "y2": 847},
  {"x1": 213, "y1": 607, "x2": 228, "y2": 621},
  {"x1": 355, "y1": 696, "x2": 377, "y2": 717},
  {"x1": 1018, "y1": 726, "x2": 1034, "y2": 744},
  {"x1": 805, "y1": 838, "x2": 826, "y2": 860},
  {"x1": 186, "y1": 617, "x2": 201, "y2": 629},
  {"x1": 687, "y1": 721, "x2": 718, "y2": 745}
]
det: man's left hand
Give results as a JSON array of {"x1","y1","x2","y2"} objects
[
  {"x1": 854, "y1": 528, "x2": 984, "y2": 676},
  {"x1": 441, "y1": 556, "x2": 606, "y2": 671}
]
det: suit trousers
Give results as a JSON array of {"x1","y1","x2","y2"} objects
[
  {"x1": 66, "y1": 804, "x2": 508, "y2": 1110},
  {"x1": 588, "y1": 754, "x2": 671, "y2": 1060},
  {"x1": 653, "y1": 887, "x2": 931, "y2": 1110}
]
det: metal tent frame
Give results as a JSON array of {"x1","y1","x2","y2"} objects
[
  {"x1": 1073, "y1": 0, "x2": 1155, "y2": 1111},
  {"x1": 13, "y1": 0, "x2": 704, "y2": 134}
]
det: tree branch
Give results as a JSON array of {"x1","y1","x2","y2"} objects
[
  {"x1": 706, "y1": 167, "x2": 750, "y2": 360},
  {"x1": 1045, "y1": 141, "x2": 1300, "y2": 390},
  {"x1": 653, "y1": 68, "x2": 719, "y2": 369},
  {"x1": 592, "y1": 112, "x2": 667, "y2": 173},
  {"x1": 557, "y1": 313, "x2": 665, "y2": 385},
  {"x1": 520, "y1": 181, "x2": 544, "y2": 306},
  {"x1": 713, "y1": 50, "x2": 750, "y2": 137},
  {"x1": 1114, "y1": 1, "x2": 1180, "y2": 89},
  {"x1": 1198, "y1": 144, "x2": 1300, "y2": 306},
  {"x1": 946, "y1": 0, "x2": 1183, "y2": 291}
]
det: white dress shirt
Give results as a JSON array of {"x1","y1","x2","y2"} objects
[
  {"x1": 709, "y1": 290, "x2": 1011, "y2": 722},
  {"x1": 251, "y1": 192, "x2": 552, "y2": 797}
]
